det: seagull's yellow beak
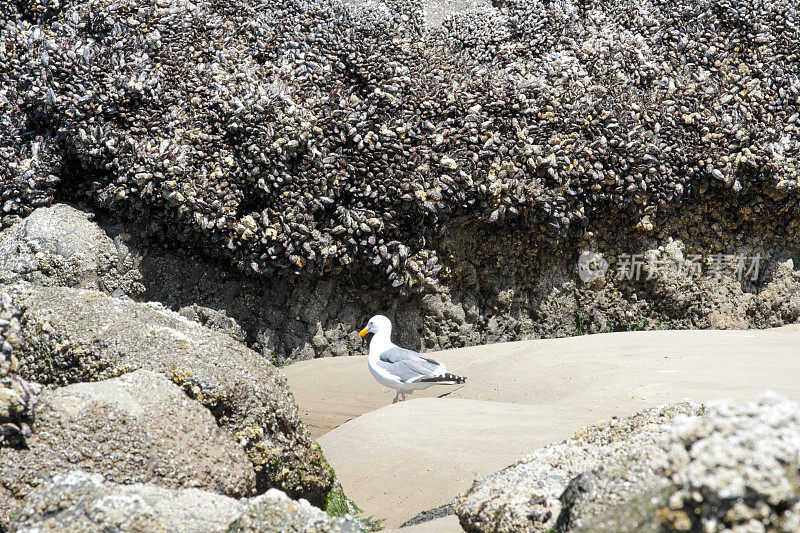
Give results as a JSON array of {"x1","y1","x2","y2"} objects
[{"x1": 359, "y1": 327, "x2": 370, "y2": 338}]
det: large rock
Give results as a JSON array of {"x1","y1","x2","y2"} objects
[
  {"x1": 4, "y1": 0, "x2": 800, "y2": 290},
  {"x1": 452, "y1": 402, "x2": 703, "y2": 532},
  {"x1": 133, "y1": 215, "x2": 800, "y2": 364},
  {"x1": 0, "y1": 204, "x2": 143, "y2": 297},
  {"x1": 9, "y1": 471, "x2": 243, "y2": 533},
  {"x1": 0, "y1": 291, "x2": 40, "y2": 446},
  {"x1": 9, "y1": 471, "x2": 359, "y2": 532},
  {"x1": 569, "y1": 393, "x2": 800, "y2": 532},
  {"x1": 7, "y1": 284, "x2": 333, "y2": 504},
  {"x1": 454, "y1": 393, "x2": 800, "y2": 532},
  {"x1": 0, "y1": 370, "x2": 255, "y2": 522}
]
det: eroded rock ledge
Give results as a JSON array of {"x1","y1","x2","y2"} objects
[{"x1": 3, "y1": 202, "x2": 800, "y2": 363}]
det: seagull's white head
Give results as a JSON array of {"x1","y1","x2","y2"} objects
[{"x1": 359, "y1": 315, "x2": 392, "y2": 338}]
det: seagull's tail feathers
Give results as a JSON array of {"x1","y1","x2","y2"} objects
[{"x1": 419, "y1": 373, "x2": 466, "y2": 385}]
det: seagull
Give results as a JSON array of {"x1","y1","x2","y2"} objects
[{"x1": 359, "y1": 315, "x2": 466, "y2": 404}]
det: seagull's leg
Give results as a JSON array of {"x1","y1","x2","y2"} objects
[
  {"x1": 401, "y1": 390, "x2": 407, "y2": 401},
  {"x1": 392, "y1": 390, "x2": 400, "y2": 404}
]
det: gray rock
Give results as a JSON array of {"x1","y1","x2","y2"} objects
[
  {"x1": 228, "y1": 488, "x2": 360, "y2": 532},
  {"x1": 9, "y1": 207, "x2": 783, "y2": 376},
  {"x1": 8, "y1": 284, "x2": 333, "y2": 505},
  {"x1": 9, "y1": 471, "x2": 244, "y2": 532},
  {"x1": 9, "y1": 472, "x2": 360, "y2": 533},
  {"x1": 0, "y1": 204, "x2": 144, "y2": 298},
  {"x1": 400, "y1": 503, "x2": 455, "y2": 527},
  {"x1": 115, "y1": 210, "x2": 800, "y2": 365},
  {"x1": 178, "y1": 304, "x2": 246, "y2": 343},
  {"x1": 557, "y1": 452, "x2": 673, "y2": 531},
  {"x1": 0, "y1": 292, "x2": 21, "y2": 375},
  {"x1": 457, "y1": 393, "x2": 800, "y2": 532},
  {"x1": 0, "y1": 370, "x2": 255, "y2": 522},
  {"x1": 453, "y1": 402, "x2": 703, "y2": 532},
  {"x1": 566, "y1": 485, "x2": 672, "y2": 533},
  {"x1": 575, "y1": 392, "x2": 800, "y2": 532},
  {"x1": 5, "y1": 0, "x2": 800, "y2": 369}
]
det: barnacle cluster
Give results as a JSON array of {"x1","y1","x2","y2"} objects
[
  {"x1": 0, "y1": 292, "x2": 40, "y2": 446},
  {"x1": 1, "y1": 0, "x2": 798, "y2": 290}
]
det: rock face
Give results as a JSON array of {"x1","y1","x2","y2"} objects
[
  {"x1": 0, "y1": 292, "x2": 40, "y2": 447},
  {"x1": 177, "y1": 304, "x2": 247, "y2": 343},
  {"x1": 8, "y1": 472, "x2": 243, "y2": 533},
  {"x1": 7, "y1": 284, "x2": 333, "y2": 505},
  {"x1": 455, "y1": 393, "x2": 800, "y2": 532},
  {"x1": 8, "y1": 471, "x2": 359, "y2": 532},
  {"x1": 1, "y1": 205, "x2": 799, "y2": 365},
  {"x1": 453, "y1": 402, "x2": 703, "y2": 532},
  {"x1": 0, "y1": 204, "x2": 143, "y2": 297},
  {"x1": 0, "y1": 370, "x2": 255, "y2": 520},
  {"x1": 132, "y1": 216, "x2": 800, "y2": 363}
]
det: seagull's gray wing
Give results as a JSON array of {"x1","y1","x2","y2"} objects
[{"x1": 374, "y1": 346, "x2": 442, "y2": 383}]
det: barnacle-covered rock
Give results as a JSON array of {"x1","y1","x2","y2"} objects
[
  {"x1": 0, "y1": 370, "x2": 257, "y2": 523},
  {"x1": 6, "y1": 284, "x2": 334, "y2": 505},
  {"x1": 0, "y1": 291, "x2": 41, "y2": 447},
  {"x1": 0, "y1": 204, "x2": 144, "y2": 297},
  {"x1": 8, "y1": 471, "x2": 361, "y2": 532},
  {"x1": 567, "y1": 393, "x2": 800, "y2": 532},
  {"x1": 0, "y1": 0, "x2": 797, "y2": 293},
  {"x1": 455, "y1": 393, "x2": 800, "y2": 532},
  {"x1": 453, "y1": 402, "x2": 704, "y2": 532}
]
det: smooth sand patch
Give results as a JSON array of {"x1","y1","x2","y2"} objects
[
  {"x1": 319, "y1": 398, "x2": 577, "y2": 527},
  {"x1": 284, "y1": 326, "x2": 800, "y2": 438},
  {"x1": 283, "y1": 326, "x2": 800, "y2": 526}
]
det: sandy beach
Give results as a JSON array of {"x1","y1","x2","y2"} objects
[{"x1": 283, "y1": 326, "x2": 800, "y2": 527}]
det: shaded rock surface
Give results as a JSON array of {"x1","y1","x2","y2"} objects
[
  {"x1": 115, "y1": 209, "x2": 800, "y2": 363},
  {"x1": 0, "y1": 291, "x2": 40, "y2": 447},
  {"x1": 0, "y1": 204, "x2": 143, "y2": 297},
  {"x1": 400, "y1": 504, "x2": 456, "y2": 528},
  {"x1": 453, "y1": 402, "x2": 704, "y2": 532},
  {"x1": 6, "y1": 284, "x2": 333, "y2": 505},
  {"x1": 177, "y1": 303, "x2": 246, "y2": 343},
  {"x1": 0, "y1": 370, "x2": 255, "y2": 524},
  {"x1": 9, "y1": 471, "x2": 359, "y2": 533},
  {"x1": 14, "y1": 205, "x2": 800, "y2": 364}
]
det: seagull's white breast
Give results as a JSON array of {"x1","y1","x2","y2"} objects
[{"x1": 367, "y1": 336, "x2": 402, "y2": 388}]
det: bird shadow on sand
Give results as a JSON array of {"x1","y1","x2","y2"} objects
[{"x1": 437, "y1": 385, "x2": 466, "y2": 398}]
